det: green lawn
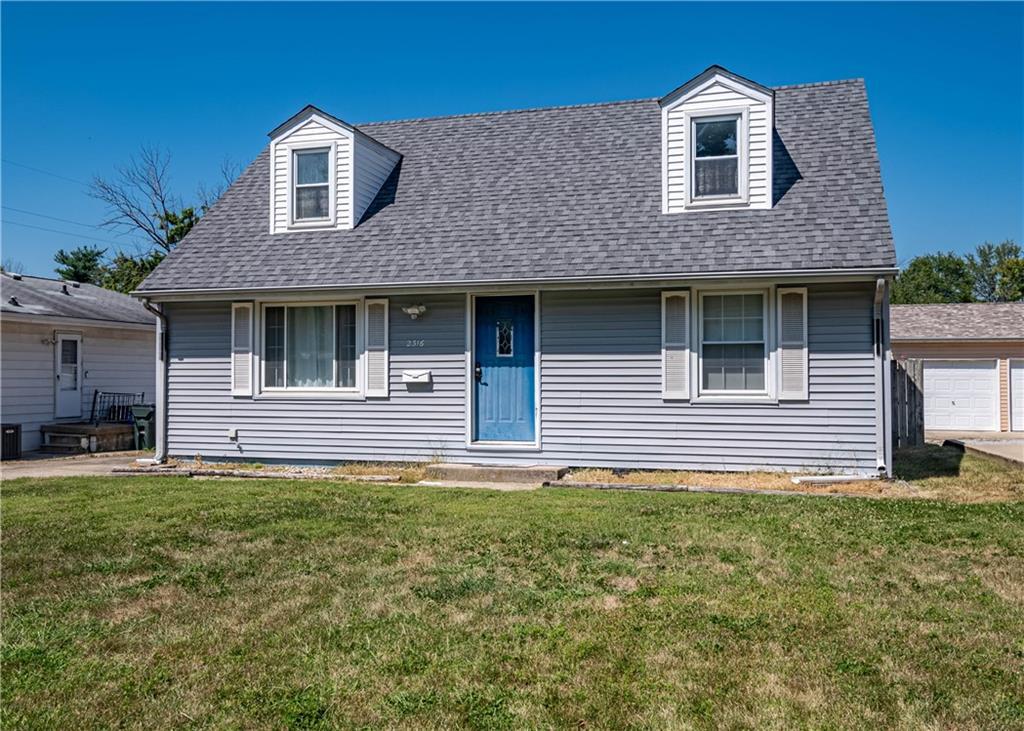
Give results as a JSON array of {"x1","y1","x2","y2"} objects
[{"x1": 3, "y1": 476, "x2": 1023, "y2": 729}]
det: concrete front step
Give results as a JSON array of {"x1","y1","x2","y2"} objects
[{"x1": 425, "y1": 462, "x2": 568, "y2": 484}]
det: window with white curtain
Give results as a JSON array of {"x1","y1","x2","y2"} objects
[
  {"x1": 263, "y1": 303, "x2": 358, "y2": 391},
  {"x1": 699, "y1": 292, "x2": 766, "y2": 393},
  {"x1": 293, "y1": 149, "x2": 330, "y2": 221},
  {"x1": 692, "y1": 116, "x2": 739, "y2": 199}
]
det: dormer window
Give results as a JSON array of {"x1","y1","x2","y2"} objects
[
  {"x1": 293, "y1": 149, "x2": 331, "y2": 222},
  {"x1": 269, "y1": 105, "x2": 401, "y2": 233},
  {"x1": 660, "y1": 66, "x2": 774, "y2": 213},
  {"x1": 693, "y1": 116, "x2": 739, "y2": 199}
]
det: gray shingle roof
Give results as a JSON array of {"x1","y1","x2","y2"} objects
[
  {"x1": 138, "y1": 78, "x2": 895, "y2": 294},
  {"x1": 891, "y1": 303, "x2": 1024, "y2": 341},
  {"x1": 1, "y1": 273, "x2": 154, "y2": 326}
]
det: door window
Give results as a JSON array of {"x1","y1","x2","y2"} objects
[{"x1": 60, "y1": 339, "x2": 78, "y2": 390}]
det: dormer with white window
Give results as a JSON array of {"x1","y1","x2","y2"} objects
[
  {"x1": 660, "y1": 66, "x2": 774, "y2": 213},
  {"x1": 269, "y1": 105, "x2": 401, "y2": 233}
]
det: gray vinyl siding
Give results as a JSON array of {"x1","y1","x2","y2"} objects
[
  {"x1": 0, "y1": 320, "x2": 155, "y2": 452},
  {"x1": 353, "y1": 135, "x2": 401, "y2": 225},
  {"x1": 164, "y1": 283, "x2": 879, "y2": 473}
]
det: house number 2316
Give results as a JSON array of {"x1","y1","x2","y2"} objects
[{"x1": 405, "y1": 339, "x2": 425, "y2": 348}]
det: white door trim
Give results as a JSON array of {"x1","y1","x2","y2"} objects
[{"x1": 54, "y1": 332, "x2": 83, "y2": 419}]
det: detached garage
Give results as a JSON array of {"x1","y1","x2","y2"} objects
[{"x1": 891, "y1": 303, "x2": 1024, "y2": 433}]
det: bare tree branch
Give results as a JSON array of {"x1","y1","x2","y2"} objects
[
  {"x1": 90, "y1": 146, "x2": 182, "y2": 252},
  {"x1": 196, "y1": 155, "x2": 243, "y2": 212},
  {"x1": 1, "y1": 257, "x2": 25, "y2": 274}
]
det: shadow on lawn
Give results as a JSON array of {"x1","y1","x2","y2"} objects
[{"x1": 893, "y1": 444, "x2": 965, "y2": 481}]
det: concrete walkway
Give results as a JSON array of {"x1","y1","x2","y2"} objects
[
  {"x1": 1, "y1": 451, "x2": 147, "y2": 480},
  {"x1": 952, "y1": 440, "x2": 1024, "y2": 467},
  {"x1": 927, "y1": 432, "x2": 1024, "y2": 467}
]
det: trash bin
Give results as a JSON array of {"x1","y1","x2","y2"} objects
[
  {"x1": 131, "y1": 405, "x2": 156, "y2": 450},
  {"x1": 1, "y1": 423, "x2": 21, "y2": 460}
]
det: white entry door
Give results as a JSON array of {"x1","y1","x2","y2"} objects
[
  {"x1": 1012, "y1": 360, "x2": 1023, "y2": 432},
  {"x1": 923, "y1": 360, "x2": 999, "y2": 431},
  {"x1": 55, "y1": 334, "x2": 82, "y2": 419}
]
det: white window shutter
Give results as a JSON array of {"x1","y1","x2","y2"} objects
[
  {"x1": 778, "y1": 287, "x2": 808, "y2": 400},
  {"x1": 231, "y1": 303, "x2": 254, "y2": 396},
  {"x1": 662, "y1": 291, "x2": 690, "y2": 399},
  {"x1": 365, "y1": 299, "x2": 389, "y2": 397}
]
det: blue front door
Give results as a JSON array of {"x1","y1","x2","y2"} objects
[{"x1": 474, "y1": 296, "x2": 535, "y2": 442}]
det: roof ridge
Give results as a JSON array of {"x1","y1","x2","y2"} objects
[
  {"x1": 2, "y1": 271, "x2": 86, "y2": 285},
  {"x1": 771, "y1": 78, "x2": 864, "y2": 91},
  {"x1": 355, "y1": 78, "x2": 864, "y2": 128},
  {"x1": 356, "y1": 97, "x2": 659, "y2": 128}
]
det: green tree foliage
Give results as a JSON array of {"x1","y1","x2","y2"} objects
[
  {"x1": 965, "y1": 240, "x2": 1022, "y2": 302},
  {"x1": 100, "y1": 250, "x2": 167, "y2": 294},
  {"x1": 995, "y1": 257, "x2": 1024, "y2": 302},
  {"x1": 53, "y1": 245, "x2": 108, "y2": 284},
  {"x1": 159, "y1": 208, "x2": 201, "y2": 247},
  {"x1": 893, "y1": 241, "x2": 1023, "y2": 304},
  {"x1": 891, "y1": 252, "x2": 974, "y2": 304}
]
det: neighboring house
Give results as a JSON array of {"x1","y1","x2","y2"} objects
[
  {"x1": 136, "y1": 66, "x2": 897, "y2": 475},
  {"x1": 1, "y1": 273, "x2": 156, "y2": 453},
  {"x1": 891, "y1": 303, "x2": 1024, "y2": 433}
]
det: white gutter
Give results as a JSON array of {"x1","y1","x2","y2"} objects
[
  {"x1": 133, "y1": 266, "x2": 899, "y2": 300},
  {"x1": 137, "y1": 299, "x2": 168, "y2": 464}
]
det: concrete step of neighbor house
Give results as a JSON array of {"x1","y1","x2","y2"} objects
[
  {"x1": 424, "y1": 462, "x2": 568, "y2": 484},
  {"x1": 40, "y1": 439, "x2": 89, "y2": 454},
  {"x1": 41, "y1": 423, "x2": 136, "y2": 454},
  {"x1": 42, "y1": 432, "x2": 90, "y2": 451}
]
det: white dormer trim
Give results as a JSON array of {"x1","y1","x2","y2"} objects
[
  {"x1": 660, "y1": 71, "x2": 773, "y2": 110},
  {"x1": 660, "y1": 68, "x2": 774, "y2": 214}
]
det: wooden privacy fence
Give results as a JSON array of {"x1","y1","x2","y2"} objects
[{"x1": 891, "y1": 358, "x2": 924, "y2": 449}]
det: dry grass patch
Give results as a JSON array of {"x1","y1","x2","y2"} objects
[{"x1": 567, "y1": 445, "x2": 1022, "y2": 503}]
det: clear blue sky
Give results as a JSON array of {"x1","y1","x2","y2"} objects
[{"x1": 2, "y1": 2, "x2": 1022, "y2": 277}]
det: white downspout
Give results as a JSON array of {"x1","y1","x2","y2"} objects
[
  {"x1": 138, "y1": 299, "x2": 168, "y2": 464},
  {"x1": 873, "y1": 278, "x2": 892, "y2": 476}
]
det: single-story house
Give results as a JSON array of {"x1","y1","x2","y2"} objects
[
  {"x1": 135, "y1": 66, "x2": 897, "y2": 475},
  {"x1": 891, "y1": 303, "x2": 1024, "y2": 433},
  {"x1": 1, "y1": 272, "x2": 156, "y2": 453}
]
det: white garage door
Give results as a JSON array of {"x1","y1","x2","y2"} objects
[
  {"x1": 923, "y1": 360, "x2": 999, "y2": 431},
  {"x1": 1012, "y1": 360, "x2": 1023, "y2": 432}
]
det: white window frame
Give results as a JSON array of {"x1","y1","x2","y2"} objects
[
  {"x1": 696, "y1": 288, "x2": 772, "y2": 399},
  {"x1": 257, "y1": 299, "x2": 364, "y2": 397},
  {"x1": 286, "y1": 141, "x2": 337, "y2": 229},
  {"x1": 685, "y1": 108, "x2": 749, "y2": 208}
]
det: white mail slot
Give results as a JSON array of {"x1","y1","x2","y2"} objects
[{"x1": 402, "y1": 369, "x2": 432, "y2": 384}]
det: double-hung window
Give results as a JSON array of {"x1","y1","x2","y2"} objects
[
  {"x1": 293, "y1": 149, "x2": 331, "y2": 221},
  {"x1": 692, "y1": 116, "x2": 739, "y2": 199},
  {"x1": 699, "y1": 292, "x2": 766, "y2": 394},
  {"x1": 263, "y1": 303, "x2": 358, "y2": 391}
]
